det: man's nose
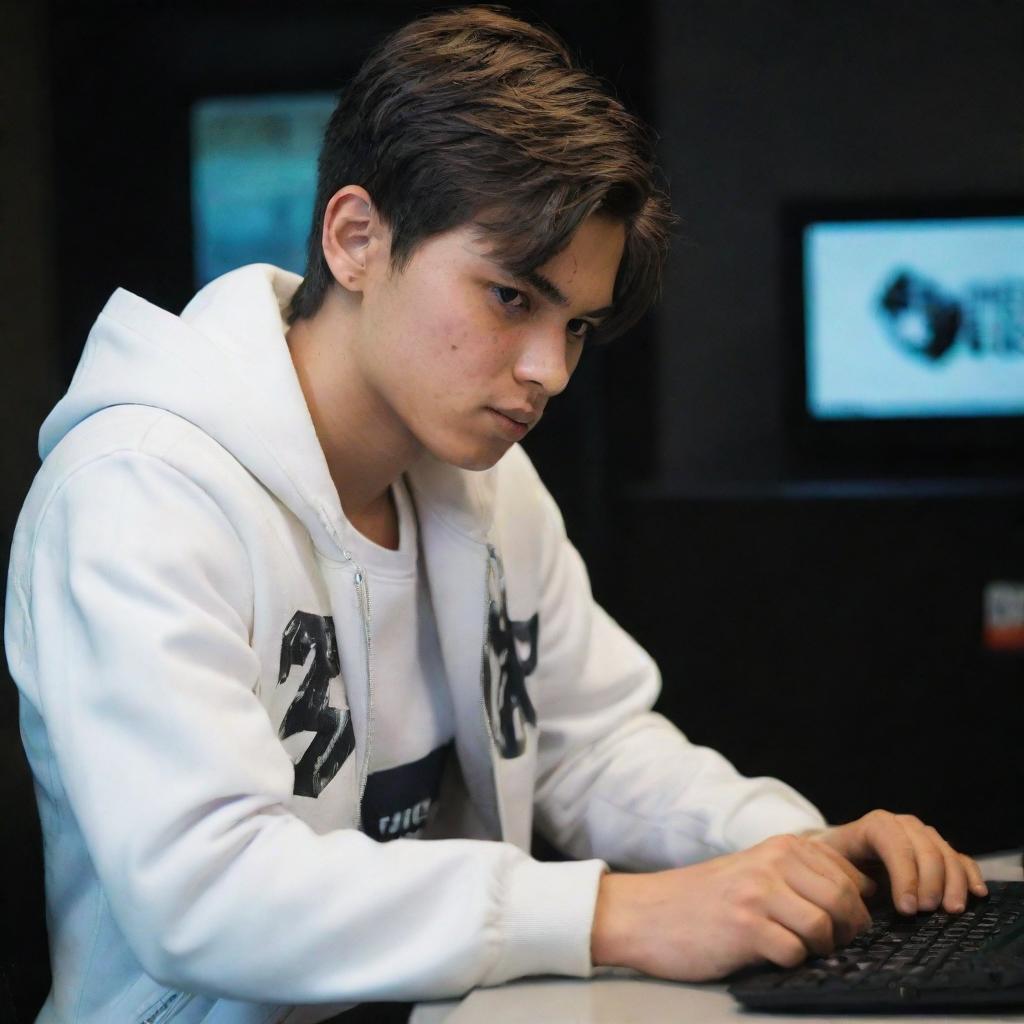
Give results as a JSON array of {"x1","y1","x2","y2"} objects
[{"x1": 513, "y1": 325, "x2": 575, "y2": 397}]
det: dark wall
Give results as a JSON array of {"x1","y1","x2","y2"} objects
[
  {"x1": 616, "y1": 486, "x2": 1024, "y2": 854},
  {"x1": 1, "y1": 3, "x2": 58, "y2": 1019},
  {"x1": 653, "y1": 0, "x2": 1024, "y2": 485}
]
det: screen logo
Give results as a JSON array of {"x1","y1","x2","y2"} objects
[{"x1": 878, "y1": 269, "x2": 1024, "y2": 363}]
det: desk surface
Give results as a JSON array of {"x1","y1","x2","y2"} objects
[{"x1": 411, "y1": 852, "x2": 1024, "y2": 1024}]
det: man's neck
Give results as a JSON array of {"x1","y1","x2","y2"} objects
[{"x1": 285, "y1": 293, "x2": 421, "y2": 525}]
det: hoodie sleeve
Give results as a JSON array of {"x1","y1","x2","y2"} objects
[
  {"x1": 508, "y1": 457, "x2": 827, "y2": 869},
  {"x1": 17, "y1": 451, "x2": 605, "y2": 1003}
]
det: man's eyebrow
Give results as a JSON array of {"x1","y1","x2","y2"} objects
[{"x1": 520, "y1": 269, "x2": 615, "y2": 319}]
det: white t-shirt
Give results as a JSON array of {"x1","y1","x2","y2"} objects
[{"x1": 343, "y1": 477, "x2": 455, "y2": 841}]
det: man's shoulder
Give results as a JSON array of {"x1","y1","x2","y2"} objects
[
  {"x1": 20, "y1": 408, "x2": 262, "y2": 558},
  {"x1": 39, "y1": 406, "x2": 241, "y2": 484}
]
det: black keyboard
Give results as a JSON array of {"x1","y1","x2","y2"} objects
[{"x1": 729, "y1": 880, "x2": 1024, "y2": 1012}]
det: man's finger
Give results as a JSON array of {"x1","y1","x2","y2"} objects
[
  {"x1": 754, "y1": 919, "x2": 809, "y2": 970},
  {"x1": 765, "y1": 885, "x2": 837, "y2": 957},
  {"x1": 865, "y1": 815, "x2": 919, "y2": 914},
  {"x1": 784, "y1": 853, "x2": 870, "y2": 946},
  {"x1": 961, "y1": 853, "x2": 989, "y2": 899},
  {"x1": 905, "y1": 823, "x2": 947, "y2": 912},
  {"x1": 936, "y1": 836, "x2": 970, "y2": 914},
  {"x1": 806, "y1": 837, "x2": 877, "y2": 898}
]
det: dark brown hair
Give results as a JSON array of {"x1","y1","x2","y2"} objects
[{"x1": 287, "y1": 5, "x2": 673, "y2": 342}]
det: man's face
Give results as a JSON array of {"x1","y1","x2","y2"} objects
[{"x1": 353, "y1": 212, "x2": 625, "y2": 470}]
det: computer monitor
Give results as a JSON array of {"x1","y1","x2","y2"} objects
[
  {"x1": 783, "y1": 199, "x2": 1024, "y2": 476},
  {"x1": 190, "y1": 92, "x2": 336, "y2": 287}
]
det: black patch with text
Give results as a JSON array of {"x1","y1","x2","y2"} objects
[{"x1": 361, "y1": 743, "x2": 452, "y2": 841}]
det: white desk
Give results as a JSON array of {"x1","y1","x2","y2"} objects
[{"x1": 411, "y1": 852, "x2": 1023, "y2": 1024}]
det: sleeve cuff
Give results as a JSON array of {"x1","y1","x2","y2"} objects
[
  {"x1": 483, "y1": 857, "x2": 607, "y2": 986},
  {"x1": 723, "y1": 793, "x2": 828, "y2": 851}
]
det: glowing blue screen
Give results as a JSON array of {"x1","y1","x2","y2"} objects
[
  {"x1": 804, "y1": 217, "x2": 1024, "y2": 419},
  {"x1": 190, "y1": 93, "x2": 336, "y2": 287}
]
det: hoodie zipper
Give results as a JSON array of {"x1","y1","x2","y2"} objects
[
  {"x1": 319, "y1": 508, "x2": 376, "y2": 824},
  {"x1": 478, "y1": 543, "x2": 511, "y2": 839},
  {"x1": 478, "y1": 544, "x2": 500, "y2": 747},
  {"x1": 352, "y1": 564, "x2": 375, "y2": 809}
]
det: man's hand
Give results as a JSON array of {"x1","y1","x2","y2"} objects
[
  {"x1": 806, "y1": 809, "x2": 988, "y2": 916},
  {"x1": 590, "y1": 812, "x2": 988, "y2": 983},
  {"x1": 591, "y1": 833, "x2": 874, "y2": 982}
]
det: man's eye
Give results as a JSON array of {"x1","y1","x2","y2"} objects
[
  {"x1": 567, "y1": 319, "x2": 593, "y2": 341},
  {"x1": 493, "y1": 285, "x2": 527, "y2": 309}
]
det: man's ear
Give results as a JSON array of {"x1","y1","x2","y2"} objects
[{"x1": 321, "y1": 185, "x2": 387, "y2": 293}]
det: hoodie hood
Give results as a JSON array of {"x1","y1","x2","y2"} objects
[{"x1": 39, "y1": 264, "x2": 495, "y2": 556}]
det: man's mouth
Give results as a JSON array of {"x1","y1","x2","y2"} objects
[
  {"x1": 487, "y1": 407, "x2": 538, "y2": 439},
  {"x1": 491, "y1": 405, "x2": 539, "y2": 427}
]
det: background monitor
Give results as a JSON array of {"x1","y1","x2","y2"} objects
[
  {"x1": 191, "y1": 93, "x2": 336, "y2": 287},
  {"x1": 784, "y1": 200, "x2": 1024, "y2": 477}
]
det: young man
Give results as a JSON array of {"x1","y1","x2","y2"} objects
[{"x1": 5, "y1": 6, "x2": 984, "y2": 1023}]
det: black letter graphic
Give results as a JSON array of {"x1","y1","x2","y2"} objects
[
  {"x1": 277, "y1": 612, "x2": 354, "y2": 798},
  {"x1": 483, "y1": 585, "x2": 539, "y2": 759}
]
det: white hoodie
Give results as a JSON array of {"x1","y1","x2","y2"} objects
[{"x1": 5, "y1": 264, "x2": 825, "y2": 1023}]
